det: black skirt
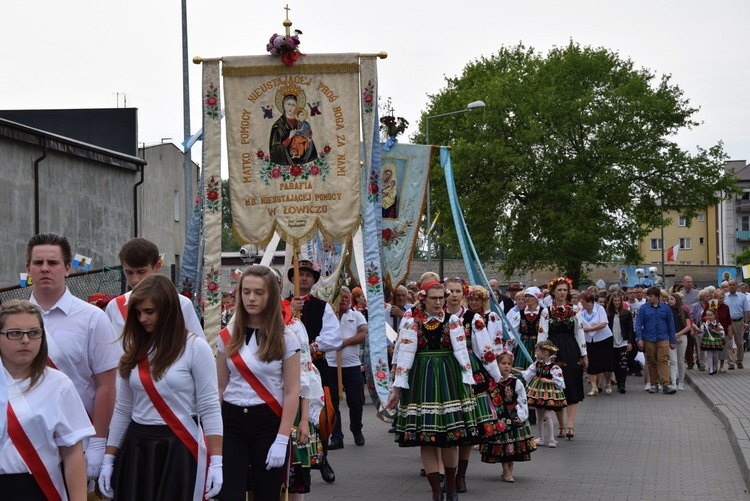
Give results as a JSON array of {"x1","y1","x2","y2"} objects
[
  {"x1": 586, "y1": 336, "x2": 615, "y2": 374},
  {"x1": 0, "y1": 473, "x2": 47, "y2": 501},
  {"x1": 112, "y1": 421, "x2": 198, "y2": 501}
]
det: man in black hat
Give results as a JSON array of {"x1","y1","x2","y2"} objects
[{"x1": 286, "y1": 260, "x2": 342, "y2": 483}]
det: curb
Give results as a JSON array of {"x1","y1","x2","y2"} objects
[{"x1": 686, "y1": 372, "x2": 750, "y2": 491}]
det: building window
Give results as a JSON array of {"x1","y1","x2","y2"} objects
[
  {"x1": 699, "y1": 237, "x2": 705, "y2": 245},
  {"x1": 174, "y1": 191, "x2": 181, "y2": 222},
  {"x1": 678, "y1": 215, "x2": 688, "y2": 227},
  {"x1": 650, "y1": 238, "x2": 662, "y2": 250},
  {"x1": 700, "y1": 260, "x2": 705, "y2": 265},
  {"x1": 743, "y1": 192, "x2": 750, "y2": 200},
  {"x1": 680, "y1": 261, "x2": 691, "y2": 265},
  {"x1": 679, "y1": 238, "x2": 692, "y2": 250},
  {"x1": 742, "y1": 216, "x2": 750, "y2": 232},
  {"x1": 698, "y1": 213, "x2": 705, "y2": 222}
]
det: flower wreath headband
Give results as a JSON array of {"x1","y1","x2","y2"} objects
[
  {"x1": 548, "y1": 276, "x2": 574, "y2": 292},
  {"x1": 497, "y1": 348, "x2": 515, "y2": 363},
  {"x1": 445, "y1": 277, "x2": 470, "y2": 298}
]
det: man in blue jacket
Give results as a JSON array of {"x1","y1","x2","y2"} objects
[{"x1": 635, "y1": 286, "x2": 677, "y2": 394}]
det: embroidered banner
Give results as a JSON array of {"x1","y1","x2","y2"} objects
[
  {"x1": 222, "y1": 54, "x2": 361, "y2": 246},
  {"x1": 201, "y1": 61, "x2": 223, "y2": 349},
  {"x1": 379, "y1": 143, "x2": 432, "y2": 293},
  {"x1": 359, "y1": 58, "x2": 394, "y2": 422}
]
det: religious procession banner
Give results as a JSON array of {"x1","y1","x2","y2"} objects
[
  {"x1": 379, "y1": 143, "x2": 432, "y2": 292},
  {"x1": 222, "y1": 54, "x2": 362, "y2": 246}
]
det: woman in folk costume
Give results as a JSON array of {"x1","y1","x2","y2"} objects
[
  {"x1": 538, "y1": 277, "x2": 587, "y2": 441},
  {"x1": 457, "y1": 284, "x2": 503, "y2": 493},
  {"x1": 217, "y1": 265, "x2": 300, "y2": 501},
  {"x1": 511, "y1": 287, "x2": 548, "y2": 370},
  {"x1": 386, "y1": 281, "x2": 498, "y2": 501},
  {"x1": 0, "y1": 300, "x2": 93, "y2": 500},
  {"x1": 98, "y1": 275, "x2": 222, "y2": 501}
]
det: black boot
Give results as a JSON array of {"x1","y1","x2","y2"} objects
[
  {"x1": 320, "y1": 456, "x2": 335, "y2": 483},
  {"x1": 455, "y1": 458, "x2": 469, "y2": 493},
  {"x1": 444, "y1": 466, "x2": 458, "y2": 501},
  {"x1": 427, "y1": 472, "x2": 444, "y2": 501}
]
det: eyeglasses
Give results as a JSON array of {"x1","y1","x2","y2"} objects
[
  {"x1": 0, "y1": 328, "x2": 44, "y2": 340},
  {"x1": 426, "y1": 296, "x2": 445, "y2": 302}
]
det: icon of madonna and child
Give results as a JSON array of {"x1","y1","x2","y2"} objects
[{"x1": 269, "y1": 86, "x2": 318, "y2": 166}]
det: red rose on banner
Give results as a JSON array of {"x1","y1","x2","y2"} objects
[
  {"x1": 271, "y1": 167, "x2": 281, "y2": 179},
  {"x1": 368, "y1": 274, "x2": 379, "y2": 286},
  {"x1": 382, "y1": 228, "x2": 393, "y2": 241},
  {"x1": 207, "y1": 190, "x2": 219, "y2": 202},
  {"x1": 368, "y1": 183, "x2": 379, "y2": 195},
  {"x1": 290, "y1": 164, "x2": 303, "y2": 177},
  {"x1": 207, "y1": 281, "x2": 218, "y2": 292}
]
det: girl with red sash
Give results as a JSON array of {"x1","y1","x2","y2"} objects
[
  {"x1": 97, "y1": 275, "x2": 223, "y2": 500},
  {"x1": 217, "y1": 265, "x2": 301, "y2": 501},
  {"x1": 0, "y1": 299, "x2": 94, "y2": 500}
]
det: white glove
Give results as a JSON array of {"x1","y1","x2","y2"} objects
[
  {"x1": 205, "y1": 455, "x2": 223, "y2": 499},
  {"x1": 97, "y1": 454, "x2": 116, "y2": 499},
  {"x1": 265, "y1": 434, "x2": 289, "y2": 470},
  {"x1": 86, "y1": 437, "x2": 106, "y2": 480}
]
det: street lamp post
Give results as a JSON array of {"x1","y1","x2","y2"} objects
[{"x1": 424, "y1": 100, "x2": 486, "y2": 272}]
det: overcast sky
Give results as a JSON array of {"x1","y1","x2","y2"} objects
[{"x1": 5, "y1": 0, "x2": 749, "y2": 171}]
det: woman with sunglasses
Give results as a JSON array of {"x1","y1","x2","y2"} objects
[{"x1": 0, "y1": 299, "x2": 93, "y2": 500}]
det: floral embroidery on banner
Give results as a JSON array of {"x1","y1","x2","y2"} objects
[
  {"x1": 204, "y1": 266, "x2": 221, "y2": 306},
  {"x1": 362, "y1": 81, "x2": 375, "y2": 113},
  {"x1": 205, "y1": 176, "x2": 220, "y2": 213},
  {"x1": 373, "y1": 358, "x2": 390, "y2": 391},
  {"x1": 366, "y1": 170, "x2": 380, "y2": 204},
  {"x1": 256, "y1": 145, "x2": 331, "y2": 185},
  {"x1": 365, "y1": 261, "x2": 381, "y2": 294},
  {"x1": 204, "y1": 83, "x2": 220, "y2": 119},
  {"x1": 382, "y1": 220, "x2": 412, "y2": 249}
]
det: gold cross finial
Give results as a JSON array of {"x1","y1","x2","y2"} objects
[{"x1": 283, "y1": 4, "x2": 292, "y2": 36}]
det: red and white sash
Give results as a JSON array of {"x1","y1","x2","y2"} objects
[
  {"x1": 115, "y1": 294, "x2": 128, "y2": 320},
  {"x1": 137, "y1": 358, "x2": 208, "y2": 501},
  {"x1": 45, "y1": 332, "x2": 94, "y2": 418},
  {"x1": 5, "y1": 370, "x2": 67, "y2": 501},
  {"x1": 218, "y1": 328, "x2": 283, "y2": 418}
]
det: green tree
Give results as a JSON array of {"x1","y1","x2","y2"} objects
[
  {"x1": 221, "y1": 179, "x2": 240, "y2": 252},
  {"x1": 415, "y1": 42, "x2": 738, "y2": 286}
]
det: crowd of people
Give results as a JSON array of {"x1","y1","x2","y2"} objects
[{"x1": 2, "y1": 232, "x2": 747, "y2": 501}]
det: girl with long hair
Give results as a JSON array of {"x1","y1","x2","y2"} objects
[
  {"x1": 668, "y1": 292, "x2": 691, "y2": 390},
  {"x1": 0, "y1": 300, "x2": 93, "y2": 501},
  {"x1": 98, "y1": 275, "x2": 223, "y2": 501},
  {"x1": 606, "y1": 292, "x2": 635, "y2": 393},
  {"x1": 217, "y1": 265, "x2": 301, "y2": 501}
]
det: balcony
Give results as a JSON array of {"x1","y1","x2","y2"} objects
[{"x1": 737, "y1": 231, "x2": 750, "y2": 241}]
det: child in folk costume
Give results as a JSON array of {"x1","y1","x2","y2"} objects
[
  {"x1": 480, "y1": 349, "x2": 536, "y2": 483},
  {"x1": 700, "y1": 303, "x2": 726, "y2": 375},
  {"x1": 519, "y1": 340, "x2": 567, "y2": 448},
  {"x1": 98, "y1": 275, "x2": 223, "y2": 501},
  {"x1": 0, "y1": 300, "x2": 94, "y2": 501},
  {"x1": 217, "y1": 265, "x2": 301, "y2": 501}
]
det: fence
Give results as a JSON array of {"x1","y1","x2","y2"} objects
[{"x1": 0, "y1": 267, "x2": 126, "y2": 305}]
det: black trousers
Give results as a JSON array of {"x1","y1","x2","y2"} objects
[
  {"x1": 219, "y1": 402, "x2": 285, "y2": 501},
  {"x1": 327, "y1": 365, "x2": 365, "y2": 441}
]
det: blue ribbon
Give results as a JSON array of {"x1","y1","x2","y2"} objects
[{"x1": 382, "y1": 136, "x2": 398, "y2": 151}]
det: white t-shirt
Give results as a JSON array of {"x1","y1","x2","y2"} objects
[
  {"x1": 0, "y1": 368, "x2": 95, "y2": 474},
  {"x1": 105, "y1": 290, "x2": 205, "y2": 341},
  {"x1": 107, "y1": 335, "x2": 222, "y2": 448},
  {"x1": 327, "y1": 309, "x2": 366, "y2": 368},
  {"x1": 218, "y1": 327, "x2": 300, "y2": 407},
  {"x1": 30, "y1": 288, "x2": 122, "y2": 415}
]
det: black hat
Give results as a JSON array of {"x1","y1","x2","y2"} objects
[{"x1": 287, "y1": 260, "x2": 322, "y2": 283}]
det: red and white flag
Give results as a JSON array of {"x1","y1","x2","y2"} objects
[{"x1": 666, "y1": 243, "x2": 680, "y2": 262}]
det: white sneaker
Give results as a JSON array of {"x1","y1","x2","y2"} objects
[
  {"x1": 677, "y1": 382, "x2": 685, "y2": 391},
  {"x1": 644, "y1": 382, "x2": 651, "y2": 391}
]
